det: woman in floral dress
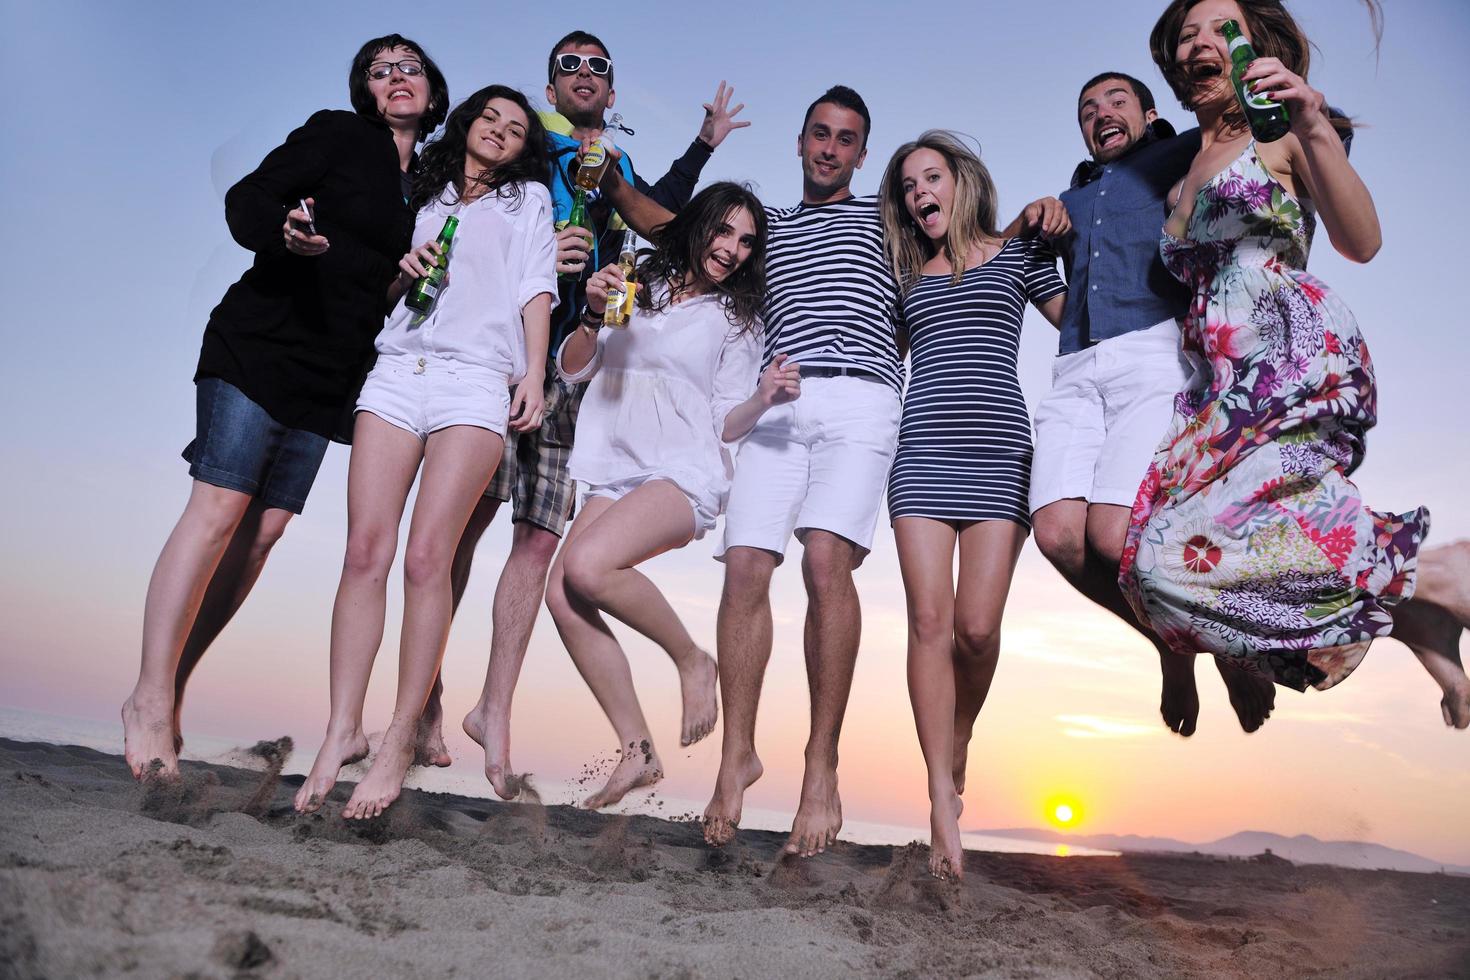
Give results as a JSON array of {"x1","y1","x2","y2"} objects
[{"x1": 1126, "y1": 0, "x2": 1470, "y2": 726}]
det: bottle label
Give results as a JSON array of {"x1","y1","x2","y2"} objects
[
  {"x1": 1243, "y1": 87, "x2": 1281, "y2": 111},
  {"x1": 420, "y1": 281, "x2": 440, "y2": 299},
  {"x1": 1228, "y1": 36, "x2": 1250, "y2": 55},
  {"x1": 582, "y1": 142, "x2": 607, "y2": 170}
]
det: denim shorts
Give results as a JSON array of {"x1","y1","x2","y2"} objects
[{"x1": 182, "y1": 377, "x2": 330, "y2": 514}]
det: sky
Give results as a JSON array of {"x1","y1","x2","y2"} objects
[{"x1": 2, "y1": 1, "x2": 1468, "y2": 865}]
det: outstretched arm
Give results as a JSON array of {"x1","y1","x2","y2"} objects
[{"x1": 601, "y1": 163, "x2": 677, "y2": 241}]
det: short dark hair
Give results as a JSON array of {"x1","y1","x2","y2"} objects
[
  {"x1": 1077, "y1": 72, "x2": 1157, "y2": 116},
  {"x1": 348, "y1": 34, "x2": 449, "y2": 143},
  {"x1": 547, "y1": 30, "x2": 614, "y2": 86},
  {"x1": 801, "y1": 85, "x2": 871, "y2": 148}
]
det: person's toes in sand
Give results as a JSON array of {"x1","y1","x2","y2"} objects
[
  {"x1": 342, "y1": 722, "x2": 417, "y2": 820},
  {"x1": 121, "y1": 694, "x2": 179, "y2": 780},
  {"x1": 293, "y1": 726, "x2": 369, "y2": 813},
  {"x1": 928, "y1": 786, "x2": 965, "y2": 881},
  {"x1": 783, "y1": 766, "x2": 842, "y2": 858},
  {"x1": 583, "y1": 739, "x2": 663, "y2": 809},
  {"x1": 1158, "y1": 651, "x2": 1200, "y2": 737},
  {"x1": 463, "y1": 706, "x2": 522, "y2": 800},
  {"x1": 1216, "y1": 657, "x2": 1275, "y2": 732},
  {"x1": 676, "y1": 648, "x2": 719, "y2": 747},
  {"x1": 702, "y1": 751, "x2": 763, "y2": 847}
]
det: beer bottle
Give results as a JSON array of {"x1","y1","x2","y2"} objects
[
  {"x1": 575, "y1": 135, "x2": 614, "y2": 191},
  {"x1": 602, "y1": 229, "x2": 638, "y2": 328},
  {"x1": 404, "y1": 215, "x2": 459, "y2": 315},
  {"x1": 1222, "y1": 20, "x2": 1290, "y2": 143},
  {"x1": 558, "y1": 188, "x2": 592, "y2": 284}
]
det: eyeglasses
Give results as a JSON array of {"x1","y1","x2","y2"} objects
[
  {"x1": 556, "y1": 53, "x2": 612, "y2": 77},
  {"x1": 365, "y1": 60, "x2": 425, "y2": 80}
]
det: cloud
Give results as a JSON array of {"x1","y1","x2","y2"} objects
[{"x1": 1054, "y1": 715, "x2": 1162, "y2": 739}]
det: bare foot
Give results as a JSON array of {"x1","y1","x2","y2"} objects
[
  {"x1": 583, "y1": 739, "x2": 663, "y2": 809},
  {"x1": 702, "y1": 750, "x2": 763, "y2": 847},
  {"x1": 1216, "y1": 657, "x2": 1274, "y2": 733},
  {"x1": 928, "y1": 787, "x2": 965, "y2": 881},
  {"x1": 343, "y1": 723, "x2": 416, "y2": 820},
  {"x1": 293, "y1": 726, "x2": 369, "y2": 813},
  {"x1": 463, "y1": 705, "x2": 522, "y2": 800},
  {"x1": 676, "y1": 648, "x2": 719, "y2": 746},
  {"x1": 415, "y1": 678, "x2": 452, "y2": 768},
  {"x1": 1395, "y1": 601, "x2": 1470, "y2": 729},
  {"x1": 1158, "y1": 650, "x2": 1200, "y2": 737},
  {"x1": 121, "y1": 693, "x2": 178, "y2": 780},
  {"x1": 783, "y1": 764, "x2": 841, "y2": 858}
]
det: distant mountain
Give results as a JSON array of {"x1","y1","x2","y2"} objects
[{"x1": 974, "y1": 828, "x2": 1470, "y2": 875}]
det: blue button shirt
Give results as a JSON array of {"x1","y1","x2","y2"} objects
[{"x1": 1056, "y1": 127, "x2": 1201, "y2": 355}]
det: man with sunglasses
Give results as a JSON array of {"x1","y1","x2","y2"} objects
[{"x1": 445, "y1": 30, "x2": 750, "y2": 801}]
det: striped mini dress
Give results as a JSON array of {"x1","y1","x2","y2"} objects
[{"x1": 887, "y1": 236, "x2": 1065, "y2": 527}]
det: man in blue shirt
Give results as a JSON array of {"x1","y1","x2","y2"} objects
[{"x1": 1030, "y1": 72, "x2": 1276, "y2": 737}]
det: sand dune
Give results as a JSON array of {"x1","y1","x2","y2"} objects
[{"x1": 3, "y1": 737, "x2": 1467, "y2": 979}]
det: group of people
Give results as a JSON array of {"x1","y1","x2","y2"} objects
[{"x1": 122, "y1": 0, "x2": 1470, "y2": 882}]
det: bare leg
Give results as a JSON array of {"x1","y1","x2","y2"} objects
[
  {"x1": 295, "y1": 414, "x2": 422, "y2": 812},
  {"x1": 171, "y1": 500, "x2": 294, "y2": 750},
  {"x1": 893, "y1": 518, "x2": 960, "y2": 877},
  {"x1": 1034, "y1": 499, "x2": 1204, "y2": 736},
  {"x1": 343, "y1": 423, "x2": 502, "y2": 819},
  {"x1": 561, "y1": 481, "x2": 715, "y2": 747},
  {"x1": 462, "y1": 518, "x2": 560, "y2": 798},
  {"x1": 123, "y1": 481, "x2": 254, "y2": 778},
  {"x1": 545, "y1": 497, "x2": 665, "y2": 808},
  {"x1": 702, "y1": 546, "x2": 777, "y2": 847},
  {"x1": 1394, "y1": 603, "x2": 1468, "y2": 728},
  {"x1": 783, "y1": 529, "x2": 862, "y2": 858}
]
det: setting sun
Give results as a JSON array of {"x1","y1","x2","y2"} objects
[{"x1": 1044, "y1": 795, "x2": 1084, "y2": 830}]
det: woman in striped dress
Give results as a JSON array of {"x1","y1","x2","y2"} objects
[{"x1": 879, "y1": 131, "x2": 1067, "y2": 880}]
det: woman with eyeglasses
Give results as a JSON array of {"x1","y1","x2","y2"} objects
[
  {"x1": 121, "y1": 34, "x2": 448, "y2": 780},
  {"x1": 295, "y1": 86, "x2": 557, "y2": 820},
  {"x1": 546, "y1": 182, "x2": 798, "y2": 810}
]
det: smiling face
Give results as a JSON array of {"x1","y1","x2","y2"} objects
[
  {"x1": 367, "y1": 45, "x2": 430, "y2": 127},
  {"x1": 798, "y1": 102, "x2": 867, "y2": 200},
  {"x1": 465, "y1": 98, "x2": 530, "y2": 173},
  {"x1": 700, "y1": 206, "x2": 758, "y2": 284},
  {"x1": 1078, "y1": 78, "x2": 1159, "y2": 163},
  {"x1": 899, "y1": 147, "x2": 954, "y2": 243},
  {"x1": 1173, "y1": 0, "x2": 1245, "y2": 110},
  {"x1": 546, "y1": 42, "x2": 614, "y2": 125}
]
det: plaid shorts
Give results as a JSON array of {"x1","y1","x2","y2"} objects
[{"x1": 484, "y1": 375, "x2": 586, "y2": 535}]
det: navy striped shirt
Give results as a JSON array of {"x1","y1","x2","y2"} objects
[{"x1": 761, "y1": 195, "x2": 904, "y2": 392}]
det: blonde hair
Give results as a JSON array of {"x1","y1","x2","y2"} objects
[{"x1": 880, "y1": 130, "x2": 1000, "y2": 293}]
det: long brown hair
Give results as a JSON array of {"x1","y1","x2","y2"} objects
[
  {"x1": 1149, "y1": 0, "x2": 1381, "y2": 132},
  {"x1": 636, "y1": 181, "x2": 767, "y2": 335},
  {"x1": 879, "y1": 131, "x2": 999, "y2": 294}
]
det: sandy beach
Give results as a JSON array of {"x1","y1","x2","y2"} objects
[{"x1": 3, "y1": 737, "x2": 1467, "y2": 979}]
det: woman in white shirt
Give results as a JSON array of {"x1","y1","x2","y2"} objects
[
  {"x1": 550, "y1": 182, "x2": 801, "y2": 809},
  {"x1": 295, "y1": 85, "x2": 558, "y2": 819}
]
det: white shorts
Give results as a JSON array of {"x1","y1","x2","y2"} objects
[
  {"x1": 581, "y1": 476, "x2": 718, "y2": 541},
  {"x1": 357, "y1": 353, "x2": 512, "y2": 441},
  {"x1": 1030, "y1": 319, "x2": 1195, "y2": 513},
  {"x1": 718, "y1": 375, "x2": 901, "y2": 566}
]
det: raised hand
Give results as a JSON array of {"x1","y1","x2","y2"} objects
[
  {"x1": 1241, "y1": 56, "x2": 1328, "y2": 134},
  {"x1": 699, "y1": 81, "x2": 750, "y2": 150},
  {"x1": 1020, "y1": 197, "x2": 1071, "y2": 239}
]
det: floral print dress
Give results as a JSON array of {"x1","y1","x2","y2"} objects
[{"x1": 1119, "y1": 141, "x2": 1427, "y2": 692}]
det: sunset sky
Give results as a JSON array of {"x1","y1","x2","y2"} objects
[{"x1": 3, "y1": 1, "x2": 1467, "y2": 865}]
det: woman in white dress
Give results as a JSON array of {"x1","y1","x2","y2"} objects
[{"x1": 549, "y1": 182, "x2": 801, "y2": 808}]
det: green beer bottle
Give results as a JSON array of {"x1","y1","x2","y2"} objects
[
  {"x1": 1222, "y1": 19, "x2": 1290, "y2": 143},
  {"x1": 405, "y1": 215, "x2": 459, "y2": 315},
  {"x1": 558, "y1": 187, "x2": 592, "y2": 283}
]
